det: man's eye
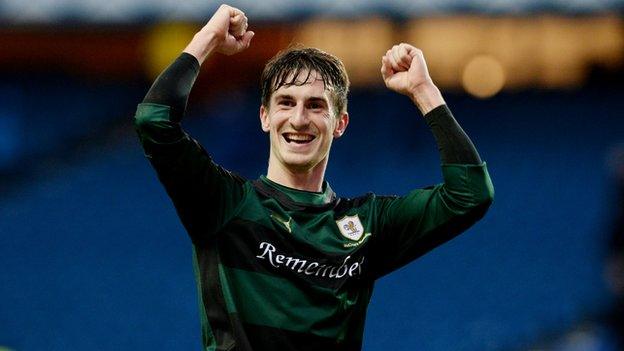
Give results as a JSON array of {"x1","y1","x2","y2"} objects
[
  {"x1": 309, "y1": 103, "x2": 323, "y2": 109},
  {"x1": 279, "y1": 100, "x2": 294, "y2": 107}
]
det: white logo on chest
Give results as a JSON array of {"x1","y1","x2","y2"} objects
[
  {"x1": 336, "y1": 215, "x2": 365, "y2": 241},
  {"x1": 255, "y1": 242, "x2": 365, "y2": 279}
]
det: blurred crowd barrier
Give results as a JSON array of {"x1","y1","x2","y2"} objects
[{"x1": 2, "y1": 0, "x2": 622, "y2": 22}]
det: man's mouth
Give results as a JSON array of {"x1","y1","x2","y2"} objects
[{"x1": 282, "y1": 133, "x2": 316, "y2": 144}]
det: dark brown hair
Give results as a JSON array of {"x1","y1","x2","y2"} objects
[{"x1": 260, "y1": 46, "x2": 350, "y2": 116}]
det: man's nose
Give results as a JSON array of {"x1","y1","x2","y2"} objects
[{"x1": 289, "y1": 104, "x2": 309, "y2": 129}]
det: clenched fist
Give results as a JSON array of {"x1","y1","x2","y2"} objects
[
  {"x1": 381, "y1": 43, "x2": 444, "y2": 114},
  {"x1": 184, "y1": 4, "x2": 254, "y2": 63}
]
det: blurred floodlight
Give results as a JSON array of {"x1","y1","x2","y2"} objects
[
  {"x1": 0, "y1": 9, "x2": 621, "y2": 92},
  {"x1": 294, "y1": 18, "x2": 394, "y2": 85},
  {"x1": 462, "y1": 55, "x2": 506, "y2": 98},
  {"x1": 145, "y1": 23, "x2": 197, "y2": 79},
  {"x1": 406, "y1": 15, "x2": 623, "y2": 90}
]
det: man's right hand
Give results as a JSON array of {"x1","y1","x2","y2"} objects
[{"x1": 183, "y1": 4, "x2": 254, "y2": 64}]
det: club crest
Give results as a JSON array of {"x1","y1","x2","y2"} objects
[{"x1": 336, "y1": 215, "x2": 364, "y2": 241}]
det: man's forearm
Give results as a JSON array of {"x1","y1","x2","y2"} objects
[
  {"x1": 142, "y1": 53, "x2": 200, "y2": 122},
  {"x1": 380, "y1": 44, "x2": 482, "y2": 165},
  {"x1": 135, "y1": 53, "x2": 200, "y2": 146},
  {"x1": 410, "y1": 79, "x2": 481, "y2": 165},
  {"x1": 410, "y1": 82, "x2": 445, "y2": 115},
  {"x1": 183, "y1": 31, "x2": 220, "y2": 65},
  {"x1": 424, "y1": 103, "x2": 482, "y2": 165}
]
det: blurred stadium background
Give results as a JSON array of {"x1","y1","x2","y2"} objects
[{"x1": 1, "y1": 0, "x2": 624, "y2": 350}]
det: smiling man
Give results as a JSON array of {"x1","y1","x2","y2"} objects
[
  {"x1": 135, "y1": 4, "x2": 494, "y2": 351},
  {"x1": 260, "y1": 54, "x2": 349, "y2": 190}
]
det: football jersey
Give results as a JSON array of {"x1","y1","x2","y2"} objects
[{"x1": 135, "y1": 103, "x2": 494, "y2": 351}]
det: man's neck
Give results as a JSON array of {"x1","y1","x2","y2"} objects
[{"x1": 266, "y1": 159, "x2": 327, "y2": 193}]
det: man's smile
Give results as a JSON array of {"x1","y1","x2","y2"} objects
[{"x1": 282, "y1": 132, "x2": 316, "y2": 145}]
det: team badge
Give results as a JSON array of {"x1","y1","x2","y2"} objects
[{"x1": 336, "y1": 215, "x2": 365, "y2": 241}]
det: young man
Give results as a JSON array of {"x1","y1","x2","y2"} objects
[{"x1": 135, "y1": 4, "x2": 494, "y2": 351}]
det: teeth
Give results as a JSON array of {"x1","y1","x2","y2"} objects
[{"x1": 284, "y1": 133, "x2": 314, "y2": 141}]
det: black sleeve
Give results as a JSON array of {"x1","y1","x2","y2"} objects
[
  {"x1": 424, "y1": 104, "x2": 482, "y2": 165},
  {"x1": 134, "y1": 53, "x2": 246, "y2": 245},
  {"x1": 142, "y1": 52, "x2": 200, "y2": 122}
]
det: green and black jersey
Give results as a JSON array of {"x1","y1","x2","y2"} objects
[{"x1": 135, "y1": 103, "x2": 494, "y2": 351}]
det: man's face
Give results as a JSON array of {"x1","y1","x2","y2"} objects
[{"x1": 260, "y1": 70, "x2": 348, "y2": 174}]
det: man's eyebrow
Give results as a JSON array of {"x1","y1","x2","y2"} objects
[
  {"x1": 274, "y1": 94, "x2": 328, "y2": 103},
  {"x1": 307, "y1": 96, "x2": 328, "y2": 103},
  {"x1": 274, "y1": 94, "x2": 294, "y2": 100}
]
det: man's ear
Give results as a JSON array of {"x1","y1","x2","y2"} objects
[
  {"x1": 260, "y1": 105, "x2": 270, "y2": 133},
  {"x1": 333, "y1": 112, "x2": 349, "y2": 138}
]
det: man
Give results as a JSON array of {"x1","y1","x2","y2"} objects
[{"x1": 135, "y1": 4, "x2": 494, "y2": 351}]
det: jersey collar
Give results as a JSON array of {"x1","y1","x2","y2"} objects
[{"x1": 255, "y1": 175, "x2": 337, "y2": 209}]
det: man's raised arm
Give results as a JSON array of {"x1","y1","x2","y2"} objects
[
  {"x1": 369, "y1": 44, "x2": 494, "y2": 278},
  {"x1": 136, "y1": 4, "x2": 254, "y2": 142},
  {"x1": 133, "y1": 5, "x2": 253, "y2": 244},
  {"x1": 381, "y1": 43, "x2": 482, "y2": 165}
]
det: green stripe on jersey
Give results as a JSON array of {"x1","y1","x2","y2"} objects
[{"x1": 223, "y1": 266, "x2": 370, "y2": 340}]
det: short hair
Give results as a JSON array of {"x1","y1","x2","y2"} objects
[{"x1": 260, "y1": 46, "x2": 350, "y2": 116}]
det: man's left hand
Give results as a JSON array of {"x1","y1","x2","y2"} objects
[{"x1": 381, "y1": 43, "x2": 444, "y2": 114}]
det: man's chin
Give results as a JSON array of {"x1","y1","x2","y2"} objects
[
  {"x1": 279, "y1": 153, "x2": 324, "y2": 172},
  {"x1": 282, "y1": 159, "x2": 316, "y2": 173}
]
